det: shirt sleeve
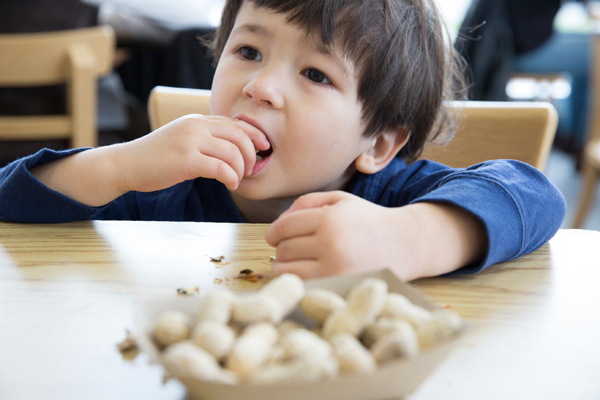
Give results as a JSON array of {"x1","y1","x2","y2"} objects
[
  {"x1": 392, "y1": 159, "x2": 566, "y2": 274},
  {"x1": 0, "y1": 148, "x2": 135, "y2": 223}
]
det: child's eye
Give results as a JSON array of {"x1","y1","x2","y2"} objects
[
  {"x1": 238, "y1": 46, "x2": 262, "y2": 61},
  {"x1": 303, "y1": 68, "x2": 332, "y2": 85}
]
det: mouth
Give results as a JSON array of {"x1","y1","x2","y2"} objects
[
  {"x1": 235, "y1": 114, "x2": 274, "y2": 171},
  {"x1": 255, "y1": 146, "x2": 273, "y2": 162}
]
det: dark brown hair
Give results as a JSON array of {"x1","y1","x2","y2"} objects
[{"x1": 210, "y1": 0, "x2": 467, "y2": 163}]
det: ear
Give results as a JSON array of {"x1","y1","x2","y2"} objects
[{"x1": 355, "y1": 128, "x2": 409, "y2": 174}]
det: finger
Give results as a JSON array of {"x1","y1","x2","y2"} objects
[
  {"x1": 233, "y1": 119, "x2": 270, "y2": 151},
  {"x1": 198, "y1": 137, "x2": 246, "y2": 183},
  {"x1": 265, "y1": 208, "x2": 322, "y2": 246},
  {"x1": 173, "y1": 115, "x2": 260, "y2": 177},
  {"x1": 204, "y1": 121, "x2": 259, "y2": 176},
  {"x1": 233, "y1": 120, "x2": 270, "y2": 176},
  {"x1": 190, "y1": 153, "x2": 240, "y2": 190},
  {"x1": 203, "y1": 115, "x2": 268, "y2": 149},
  {"x1": 279, "y1": 191, "x2": 350, "y2": 218},
  {"x1": 197, "y1": 116, "x2": 267, "y2": 176},
  {"x1": 275, "y1": 236, "x2": 321, "y2": 262},
  {"x1": 271, "y1": 260, "x2": 323, "y2": 280}
]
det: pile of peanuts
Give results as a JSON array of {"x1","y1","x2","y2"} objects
[{"x1": 152, "y1": 273, "x2": 461, "y2": 385}]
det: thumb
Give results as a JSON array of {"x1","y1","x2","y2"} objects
[{"x1": 279, "y1": 191, "x2": 350, "y2": 218}]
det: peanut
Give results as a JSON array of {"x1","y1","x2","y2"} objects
[
  {"x1": 300, "y1": 288, "x2": 347, "y2": 324},
  {"x1": 329, "y1": 333, "x2": 377, "y2": 375},
  {"x1": 191, "y1": 321, "x2": 236, "y2": 360},
  {"x1": 230, "y1": 294, "x2": 281, "y2": 325},
  {"x1": 161, "y1": 341, "x2": 221, "y2": 382},
  {"x1": 153, "y1": 310, "x2": 193, "y2": 347},
  {"x1": 231, "y1": 274, "x2": 304, "y2": 325},
  {"x1": 279, "y1": 329, "x2": 332, "y2": 362},
  {"x1": 363, "y1": 317, "x2": 416, "y2": 348},
  {"x1": 322, "y1": 278, "x2": 387, "y2": 339},
  {"x1": 226, "y1": 323, "x2": 278, "y2": 379},
  {"x1": 370, "y1": 323, "x2": 420, "y2": 364},
  {"x1": 380, "y1": 293, "x2": 432, "y2": 330},
  {"x1": 197, "y1": 289, "x2": 236, "y2": 325}
]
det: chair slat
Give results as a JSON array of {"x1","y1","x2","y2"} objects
[{"x1": 0, "y1": 116, "x2": 72, "y2": 138}]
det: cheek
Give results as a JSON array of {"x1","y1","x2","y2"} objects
[
  {"x1": 298, "y1": 102, "x2": 364, "y2": 150},
  {"x1": 210, "y1": 61, "x2": 241, "y2": 116},
  {"x1": 284, "y1": 108, "x2": 365, "y2": 170},
  {"x1": 209, "y1": 70, "x2": 228, "y2": 116}
]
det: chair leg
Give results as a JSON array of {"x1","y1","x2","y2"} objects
[{"x1": 572, "y1": 161, "x2": 600, "y2": 228}]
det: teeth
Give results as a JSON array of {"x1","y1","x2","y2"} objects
[{"x1": 256, "y1": 154, "x2": 264, "y2": 162}]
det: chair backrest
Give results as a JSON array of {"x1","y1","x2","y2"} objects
[
  {"x1": 0, "y1": 26, "x2": 116, "y2": 148},
  {"x1": 421, "y1": 101, "x2": 557, "y2": 170},
  {"x1": 0, "y1": 26, "x2": 114, "y2": 86},
  {"x1": 148, "y1": 87, "x2": 557, "y2": 170},
  {"x1": 148, "y1": 86, "x2": 212, "y2": 131}
]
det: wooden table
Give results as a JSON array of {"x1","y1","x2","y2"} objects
[{"x1": 0, "y1": 221, "x2": 599, "y2": 400}]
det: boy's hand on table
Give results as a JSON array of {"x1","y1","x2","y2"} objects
[
  {"x1": 265, "y1": 191, "x2": 486, "y2": 281},
  {"x1": 31, "y1": 115, "x2": 270, "y2": 207}
]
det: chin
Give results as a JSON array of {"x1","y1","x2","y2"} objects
[
  {"x1": 233, "y1": 180, "x2": 308, "y2": 202},
  {"x1": 231, "y1": 182, "x2": 275, "y2": 201}
]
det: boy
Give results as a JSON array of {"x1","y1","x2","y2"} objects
[{"x1": 0, "y1": 0, "x2": 566, "y2": 281}]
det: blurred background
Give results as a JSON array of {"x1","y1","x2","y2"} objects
[{"x1": 1, "y1": 0, "x2": 599, "y2": 229}]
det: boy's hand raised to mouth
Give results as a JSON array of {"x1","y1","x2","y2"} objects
[
  {"x1": 120, "y1": 115, "x2": 270, "y2": 193},
  {"x1": 265, "y1": 191, "x2": 487, "y2": 282},
  {"x1": 30, "y1": 115, "x2": 270, "y2": 207}
]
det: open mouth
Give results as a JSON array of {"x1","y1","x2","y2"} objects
[{"x1": 256, "y1": 146, "x2": 273, "y2": 161}]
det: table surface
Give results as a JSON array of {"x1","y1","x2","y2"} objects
[{"x1": 0, "y1": 221, "x2": 599, "y2": 400}]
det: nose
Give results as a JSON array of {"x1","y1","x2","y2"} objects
[{"x1": 242, "y1": 66, "x2": 285, "y2": 109}]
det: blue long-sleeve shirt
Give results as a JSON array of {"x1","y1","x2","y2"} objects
[{"x1": 0, "y1": 148, "x2": 566, "y2": 274}]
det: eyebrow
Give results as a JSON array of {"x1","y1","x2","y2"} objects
[{"x1": 232, "y1": 23, "x2": 274, "y2": 39}]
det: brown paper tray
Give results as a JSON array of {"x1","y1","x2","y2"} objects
[{"x1": 135, "y1": 269, "x2": 466, "y2": 400}]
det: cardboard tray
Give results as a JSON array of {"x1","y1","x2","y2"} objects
[{"x1": 135, "y1": 269, "x2": 465, "y2": 400}]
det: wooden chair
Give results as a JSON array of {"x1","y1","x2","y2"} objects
[
  {"x1": 148, "y1": 86, "x2": 212, "y2": 131},
  {"x1": 0, "y1": 26, "x2": 116, "y2": 148},
  {"x1": 572, "y1": 34, "x2": 600, "y2": 228},
  {"x1": 421, "y1": 101, "x2": 557, "y2": 170},
  {"x1": 148, "y1": 86, "x2": 557, "y2": 170}
]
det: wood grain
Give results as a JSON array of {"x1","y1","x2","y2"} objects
[{"x1": 0, "y1": 221, "x2": 599, "y2": 400}]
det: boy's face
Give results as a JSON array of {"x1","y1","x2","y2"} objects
[{"x1": 211, "y1": 1, "x2": 375, "y2": 201}]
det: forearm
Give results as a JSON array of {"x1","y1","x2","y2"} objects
[
  {"x1": 388, "y1": 202, "x2": 486, "y2": 281},
  {"x1": 30, "y1": 144, "x2": 128, "y2": 207}
]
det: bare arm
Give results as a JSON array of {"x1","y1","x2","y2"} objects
[{"x1": 388, "y1": 201, "x2": 486, "y2": 280}]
